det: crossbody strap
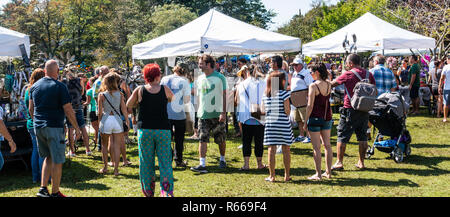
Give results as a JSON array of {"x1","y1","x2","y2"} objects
[{"x1": 103, "y1": 92, "x2": 122, "y2": 118}]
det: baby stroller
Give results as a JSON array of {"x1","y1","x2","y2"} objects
[
  {"x1": 366, "y1": 92, "x2": 412, "y2": 163},
  {"x1": 330, "y1": 84, "x2": 345, "y2": 113},
  {"x1": 419, "y1": 85, "x2": 432, "y2": 115}
]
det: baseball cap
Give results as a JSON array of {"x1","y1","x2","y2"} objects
[{"x1": 290, "y1": 57, "x2": 304, "y2": 65}]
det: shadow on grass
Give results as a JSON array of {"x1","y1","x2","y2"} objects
[
  {"x1": 411, "y1": 143, "x2": 450, "y2": 149},
  {"x1": 292, "y1": 177, "x2": 419, "y2": 187},
  {"x1": 0, "y1": 160, "x2": 109, "y2": 194}
]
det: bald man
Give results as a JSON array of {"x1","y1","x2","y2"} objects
[{"x1": 29, "y1": 60, "x2": 81, "y2": 197}]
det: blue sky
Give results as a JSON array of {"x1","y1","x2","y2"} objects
[{"x1": 0, "y1": 0, "x2": 340, "y2": 30}]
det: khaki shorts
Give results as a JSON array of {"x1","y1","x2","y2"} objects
[{"x1": 293, "y1": 107, "x2": 307, "y2": 123}]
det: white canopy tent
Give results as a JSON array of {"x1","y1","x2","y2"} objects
[
  {"x1": 370, "y1": 48, "x2": 438, "y2": 57},
  {"x1": 302, "y1": 12, "x2": 436, "y2": 55},
  {"x1": 132, "y1": 9, "x2": 301, "y2": 60},
  {"x1": 0, "y1": 26, "x2": 31, "y2": 60}
]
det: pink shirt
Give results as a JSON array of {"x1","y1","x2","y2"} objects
[{"x1": 335, "y1": 67, "x2": 376, "y2": 109}]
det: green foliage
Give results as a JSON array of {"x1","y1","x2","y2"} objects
[{"x1": 312, "y1": 0, "x2": 410, "y2": 40}]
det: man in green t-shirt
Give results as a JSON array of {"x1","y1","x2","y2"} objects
[
  {"x1": 190, "y1": 54, "x2": 228, "y2": 173},
  {"x1": 408, "y1": 55, "x2": 421, "y2": 115}
]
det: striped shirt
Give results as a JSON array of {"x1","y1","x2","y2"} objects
[
  {"x1": 370, "y1": 64, "x2": 398, "y2": 96},
  {"x1": 262, "y1": 90, "x2": 294, "y2": 146}
]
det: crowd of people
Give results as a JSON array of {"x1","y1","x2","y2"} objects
[{"x1": 1, "y1": 51, "x2": 449, "y2": 197}]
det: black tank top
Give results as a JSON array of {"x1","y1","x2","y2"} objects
[{"x1": 137, "y1": 85, "x2": 170, "y2": 130}]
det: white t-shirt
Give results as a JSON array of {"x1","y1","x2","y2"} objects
[
  {"x1": 291, "y1": 68, "x2": 314, "y2": 91},
  {"x1": 237, "y1": 77, "x2": 266, "y2": 124},
  {"x1": 442, "y1": 64, "x2": 450, "y2": 90}
]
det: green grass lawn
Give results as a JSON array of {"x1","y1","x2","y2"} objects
[{"x1": 1, "y1": 109, "x2": 449, "y2": 197}]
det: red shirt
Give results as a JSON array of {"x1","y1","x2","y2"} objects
[{"x1": 335, "y1": 67, "x2": 376, "y2": 109}]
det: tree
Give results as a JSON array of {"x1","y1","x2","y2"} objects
[{"x1": 386, "y1": 0, "x2": 450, "y2": 59}]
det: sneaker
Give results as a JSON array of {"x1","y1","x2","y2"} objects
[
  {"x1": 276, "y1": 145, "x2": 283, "y2": 154},
  {"x1": 219, "y1": 160, "x2": 227, "y2": 169},
  {"x1": 302, "y1": 137, "x2": 311, "y2": 143},
  {"x1": 190, "y1": 165, "x2": 208, "y2": 173},
  {"x1": 51, "y1": 191, "x2": 67, "y2": 197},
  {"x1": 175, "y1": 161, "x2": 188, "y2": 168},
  {"x1": 237, "y1": 145, "x2": 243, "y2": 149},
  {"x1": 66, "y1": 151, "x2": 76, "y2": 157},
  {"x1": 294, "y1": 136, "x2": 305, "y2": 142},
  {"x1": 86, "y1": 151, "x2": 92, "y2": 156},
  {"x1": 36, "y1": 187, "x2": 51, "y2": 197}
]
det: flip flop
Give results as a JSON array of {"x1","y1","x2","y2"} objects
[
  {"x1": 284, "y1": 177, "x2": 292, "y2": 182},
  {"x1": 239, "y1": 167, "x2": 249, "y2": 171},
  {"x1": 122, "y1": 162, "x2": 132, "y2": 167},
  {"x1": 264, "y1": 177, "x2": 275, "y2": 182},
  {"x1": 307, "y1": 175, "x2": 322, "y2": 181},
  {"x1": 331, "y1": 165, "x2": 344, "y2": 171},
  {"x1": 257, "y1": 165, "x2": 268, "y2": 170},
  {"x1": 354, "y1": 164, "x2": 366, "y2": 170}
]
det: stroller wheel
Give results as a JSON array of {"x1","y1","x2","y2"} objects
[{"x1": 393, "y1": 147, "x2": 404, "y2": 163}]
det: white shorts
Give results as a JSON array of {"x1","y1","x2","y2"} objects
[{"x1": 102, "y1": 116, "x2": 123, "y2": 134}]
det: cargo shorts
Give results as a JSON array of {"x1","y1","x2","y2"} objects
[
  {"x1": 336, "y1": 107, "x2": 369, "y2": 143},
  {"x1": 198, "y1": 118, "x2": 226, "y2": 145}
]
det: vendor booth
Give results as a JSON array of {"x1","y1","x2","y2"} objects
[
  {"x1": 302, "y1": 12, "x2": 436, "y2": 55},
  {"x1": 0, "y1": 26, "x2": 32, "y2": 170},
  {"x1": 132, "y1": 9, "x2": 301, "y2": 60}
]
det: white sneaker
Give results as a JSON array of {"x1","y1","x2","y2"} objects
[
  {"x1": 66, "y1": 151, "x2": 76, "y2": 157},
  {"x1": 86, "y1": 151, "x2": 92, "y2": 156},
  {"x1": 302, "y1": 137, "x2": 311, "y2": 143},
  {"x1": 276, "y1": 145, "x2": 282, "y2": 154},
  {"x1": 237, "y1": 145, "x2": 243, "y2": 149}
]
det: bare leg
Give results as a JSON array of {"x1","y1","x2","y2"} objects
[
  {"x1": 199, "y1": 142, "x2": 207, "y2": 158},
  {"x1": 68, "y1": 129, "x2": 75, "y2": 154},
  {"x1": 50, "y1": 162, "x2": 63, "y2": 194},
  {"x1": 121, "y1": 132, "x2": 129, "y2": 165},
  {"x1": 219, "y1": 141, "x2": 226, "y2": 157},
  {"x1": 113, "y1": 133, "x2": 124, "y2": 176},
  {"x1": 309, "y1": 131, "x2": 322, "y2": 179},
  {"x1": 100, "y1": 134, "x2": 110, "y2": 173},
  {"x1": 41, "y1": 157, "x2": 52, "y2": 188},
  {"x1": 334, "y1": 142, "x2": 346, "y2": 169},
  {"x1": 267, "y1": 146, "x2": 276, "y2": 181},
  {"x1": 92, "y1": 121, "x2": 99, "y2": 145},
  {"x1": 357, "y1": 141, "x2": 368, "y2": 169},
  {"x1": 282, "y1": 145, "x2": 291, "y2": 181},
  {"x1": 81, "y1": 127, "x2": 90, "y2": 153},
  {"x1": 321, "y1": 129, "x2": 332, "y2": 178},
  {"x1": 444, "y1": 105, "x2": 448, "y2": 122}
]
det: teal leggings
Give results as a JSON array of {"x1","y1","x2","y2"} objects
[{"x1": 138, "y1": 129, "x2": 174, "y2": 197}]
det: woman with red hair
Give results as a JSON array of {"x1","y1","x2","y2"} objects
[{"x1": 127, "y1": 63, "x2": 175, "y2": 197}]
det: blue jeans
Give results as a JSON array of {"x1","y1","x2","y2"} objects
[
  {"x1": 29, "y1": 128, "x2": 44, "y2": 182},
  {"x1": 0, "y1": 143, "x2": 4, "y2": 171}
]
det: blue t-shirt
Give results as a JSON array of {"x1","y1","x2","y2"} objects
[{"x1": 30, "y1": 77, "x2": 71, "y2": 129}]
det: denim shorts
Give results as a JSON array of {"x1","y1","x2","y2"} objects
[
  {"x1": 307, "y1": 119, "x2": 333, "y2": 132},
  {"x1": 35, "y1": 127, "x2": 66, "y2": 164},
  {"x1": 443, "y1": 90, "x2": 450, "y2": 106},
  {"x1": 67, "y1": 109, "x2": 86, "y2": 128}
]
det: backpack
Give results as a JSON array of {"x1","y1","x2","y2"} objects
[
  {"x1": 344, "y1": 69, "x2": 377, "y2": 112},
  {"x1": 400, "y1": 66, "x2": 410, "y2": 84}
]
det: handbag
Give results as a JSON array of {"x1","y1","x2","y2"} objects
[
  {"x1": 244, "y1": 81, "x2": 262, "y2": 120},
  {"x1": 103, "y1": 92, "x2": 128, "y2": 132},
  {"x1": 290, "y1": 74, "x2": 309, "y2": 108}
]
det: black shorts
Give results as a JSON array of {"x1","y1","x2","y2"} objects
[
  {"x1": 337, "y1": 108, "x2": 369, "y2": 143},
  {"x1": 89, "y1": 111, "x2": 99, "y2": 122},
  {"x1": 410, "y1": 85, "x2": 420, "y2": 99}
]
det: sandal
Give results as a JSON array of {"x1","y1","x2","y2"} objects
[
  {"x1": 239, "y1": 166, "x2": 250, "y2": 171},
  {"x1": 355, "y1": 164, "x2": 366, "y2": 170},
  {"x1": 307, "y1": 174, "x2": 322, "y2": 181},
  {"x1": 284, "y1": 177, "x2": 292, "y2": 182},
  {"x1": 99, "y1": 168, "x2": 108, "y2": 174},
  {"x1": 122, "y1": 162, "x2": 132, "y2": 167},
  {"x1": 264, "y1": 177, "x2": 275, "y2": 182},
  {"x1": 322, "y1": 172, "x2": 332, "y2": 179},
  {"x1": 331, "y1": 165, "x2": 344, "y2": 171},
  {"x1": 257, "y1": 164, "x2": 268, "y2": 170}
]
